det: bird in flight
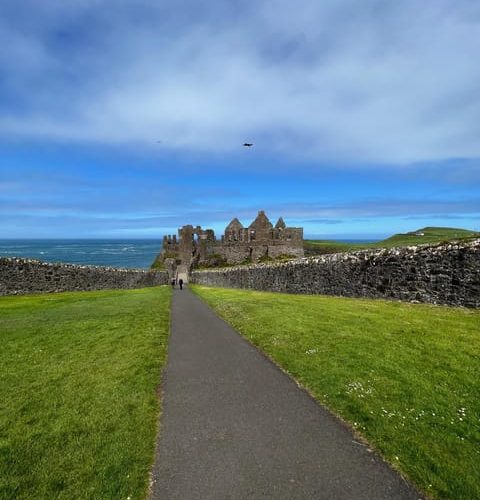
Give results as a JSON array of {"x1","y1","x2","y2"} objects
[{"x1": 243, "y1": 143, "x2": 253, "y2": 147}]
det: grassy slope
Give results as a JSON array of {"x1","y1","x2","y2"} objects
[
  {"x1": 193, "y1": 286, "x2": 480, "y2": 500},
  {"x1": 0, "y1": 287, "x2": 171, "y2": 500},
  {"x1": 379, "y1": 227, "x2": 477, "y2": 248},
  {"x1": 304, "y1": 226, "x2": 479, "y2": 255}
]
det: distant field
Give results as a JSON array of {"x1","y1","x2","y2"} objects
[
  {"x1": 305, "y1": 226, "x2": 479, "y2": 255},
  {"x1": 0, "y1": 287, "x2": 171, "y2": 499},
  {"x1": 193, "y1": 286, "x2": 480, "y2": 500}
]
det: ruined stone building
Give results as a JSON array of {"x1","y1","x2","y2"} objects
[{"x1": 155, "y1": 211, "x2": 303, "y2": 274}]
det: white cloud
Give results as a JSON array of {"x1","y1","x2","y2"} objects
[{"x1": 1, "y1": 0, "x2": 479, "y2": 164}]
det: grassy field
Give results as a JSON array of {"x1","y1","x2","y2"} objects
[
  {"x1": 193, "y1": 286, "x2": 480, "y2": 499},
  {"x1": 303, "y1": 239, "x2": 365, "y2": 255},
  {"x1": 0, "y1": 287, "x2": 171, "y2": 500},
  {"x1": 305, "y1": 226, "x2": 479, "y2": 255}
]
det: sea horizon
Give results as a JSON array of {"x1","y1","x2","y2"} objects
[
  {"x1": 0, "y1": 239, "x2": 163, "y2": 269},
  {"x1": 0, "y1": 237, "x2": 380, "y2": 270}
]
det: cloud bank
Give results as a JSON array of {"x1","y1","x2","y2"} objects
[{"x1": 1, "y1": 0, "x2": 480, "y2": 164}]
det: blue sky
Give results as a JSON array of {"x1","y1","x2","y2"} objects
[{"x1": 1, "y1": 0, "x2": 479, "y2": 239}]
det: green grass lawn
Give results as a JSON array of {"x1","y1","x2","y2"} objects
[
  {"x1": 303, "y1": 239, "x2": 366, "y2": 255},
  {"x1": 0, "y1": 287, "x2": 171, "y2": 500},
  {"x1": 192, "y1": 285, "x2": 480, "y2": 500}
]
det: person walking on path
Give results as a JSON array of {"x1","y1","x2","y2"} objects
[
  {"x1": 171, "y1": 278, "x2": 175, "y2": 288},
  {"x1": 178, "y1": 278, "x2": 184, "y2": 290}
]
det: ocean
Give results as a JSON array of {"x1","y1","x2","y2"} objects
[
  {"x1": 0, "y1": 240, "x2": 162, "y2": 269},
  {"x1": 0, "y1": 238, "x2": 380, "y2": 270}
]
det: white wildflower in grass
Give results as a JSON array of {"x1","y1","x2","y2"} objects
[
  {"x1": 305, "y1": 348, "x2": 318, "y2": 355},
  {"x1": 379, "y1": 407, "x2": 397, "y2": 418},
  {"x1": 345, "y1": 381, "x2": 373, "y2": 398}
]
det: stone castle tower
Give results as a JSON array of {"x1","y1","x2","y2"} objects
[{"x1": 155, "y1": 210, "x2": 303, "y2": 274}]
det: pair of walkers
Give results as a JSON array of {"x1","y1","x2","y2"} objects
[{"x1": 171, "y1": 278, "x2": 184, "y2": 290}]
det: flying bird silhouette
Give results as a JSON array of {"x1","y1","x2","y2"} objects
[{"x1": 243, "y1": 143, "x2": 253, "y2": 147}]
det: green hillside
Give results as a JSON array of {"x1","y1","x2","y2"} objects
[{"x1": 304, "y1": 227, "x2": 479, "y2": 256}]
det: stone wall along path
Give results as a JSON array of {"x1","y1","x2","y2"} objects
[
  {"x1": 192, "y1": 239, "x2": 480, "y2": 308},
  {"x1": 0, "y1": 257, "x2": 168, "y2": 296},
  {"x1": 150, "y1": 288, "x2": 420, "y2": 499}
]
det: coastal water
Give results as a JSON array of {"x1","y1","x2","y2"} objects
[
  {"x1": 0, "y1": 240, "x2": 162, "y2": 269},
  {"x1": 0, "y1": 238, "x2": 380, "y2": 270}
]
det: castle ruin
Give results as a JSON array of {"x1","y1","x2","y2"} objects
[{"x1": 155, "y1": 211, "x2": 303, "y2": 275}]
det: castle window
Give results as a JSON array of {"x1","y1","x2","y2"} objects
[{"x1": 250, "y1": 230, "x2": 256, "y2": 241}]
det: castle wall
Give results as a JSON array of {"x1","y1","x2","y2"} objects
[
  {"x1": 212, "y1": 240, "x2": 304, "y2": 264},
  {"x1": 191, "y1": 239, "x2": 480, "y2": 308},
  {"x1": 0, "y1": 258, "x2": 168, "y2": 296},
  {"x1": 156, "y1": 213, "x2": 304, "y2": 267},
  {"x1": 213, "y1": 243, "x2": 250, "y2": 264},
  {"x1": 266, "y1": 242, "x2": 304, "y2": 259}
]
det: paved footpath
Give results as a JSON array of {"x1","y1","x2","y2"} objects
[{"x1": 150, "y1": 288, "x2": 420, "y2": 500}]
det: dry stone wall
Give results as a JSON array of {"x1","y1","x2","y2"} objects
[
  {"x1": 191, "y1": 239, "x2": 480, "y2": 308},
  {"x1": 0, "y1": 257, "x2": 168, "y2": 296}
]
